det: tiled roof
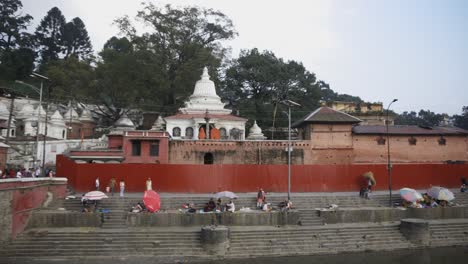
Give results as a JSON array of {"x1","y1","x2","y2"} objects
[
  {"x1": 292, "y1": 107, "x2": 362, "y2": 127},
  {"x1": 165, "y1": 113, "x2": 247, "y2": 121},
  {"x1": 353, "y1": 125, "x2": 468, "y2": 135}
]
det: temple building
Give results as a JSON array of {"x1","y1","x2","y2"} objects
[{"x1": 164, "y1": 67, "x2": 247, "y2": 140}]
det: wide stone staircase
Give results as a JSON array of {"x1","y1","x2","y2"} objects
[
  {"x1": 99, "y1": 198, "x2": 128, "y2": 229},
  {"x1": 0, "y1": 227, "x2": 203, "y2": 258},
  {"x1": 54, "y1": 193, "x2": 384, "y2": 227},
  {"x1": 429, "y1": 219, "x2": 468, "y2": 247},
  {"x1": 226, "y1": 223, "x2": 415, "y2": 258}
]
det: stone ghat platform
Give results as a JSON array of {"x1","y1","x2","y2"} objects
[
  {"x1": 2, "y1": 191, "x2": 468, "y2": 262},
  {"x1": 1, "y1": 220, "x2": 468, "y2": 261}
]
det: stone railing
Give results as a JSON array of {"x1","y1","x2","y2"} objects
[{"x1": 127, "y1": 210, "x2": 300, "y2": 227}]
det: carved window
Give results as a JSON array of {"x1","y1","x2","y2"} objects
[
  {"x1": 438, "y1": 136, "x2": 446, "y2": 145},
  {"x1": 377, "y1": 136, "x2": 386, "y2": 145},
  {"x1": 219, "y1": 128, "x2": 227, "y2": 139},
  {"x1": 62, "y1": 130, "x2": 66, "y2": 139},
  {"x1": 150, "y1": 141, "x2": 159, "y2": 156},
  {"x1": 172, "y1": 127, "x2": 181, "y2": 137},
  {"x1": 230, "y1": 128, "x2": 242, "y2": 140},
  {"x1": 185, "y1": 127, "x2": 193, "y2": 138},
  {"x1": 408, "y1": 136, "x2": 417, "y2": 145},
  {"x1": 132, "y1": 140, "x2": 141, "y2": 156}
]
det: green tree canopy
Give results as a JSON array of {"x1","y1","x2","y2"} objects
[
  {"x1": 113, "y1": 3, "x2": 237, "y2": 114},
  {"x1": 394, "y1": 109, "x2": 445, "y2": 127},
  {"x1": 454, "y1": 106, "x2": 468, "y2": 130},
  {"x1": 222, "y1": 48, "x2": 321, "y2": 137},
  {"x1": 62, "y1": 17, "x2": 93, "y2": 60},
  {"x1": 0, "y1": 0, "x2": 35, "y2": 82},
  {"x1": 34, "y1": 7, "x2": 66, "y2": 64}
]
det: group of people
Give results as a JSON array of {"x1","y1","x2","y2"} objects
[
  {"x1": 95, "y1": 177, "x2": 154, "y2": 197},
  {"x1": 257, "y1": 188, "x2": 293, "y2": 211},
  {"x1": 0, "y1": 167, "x2": 54, "y2": 179},
  {"x1": 402, "y1": 193, "x2": 452, "y2": 208},
  {"x1": 202, "y1": 198, "x2": 235, "y2": 213}
]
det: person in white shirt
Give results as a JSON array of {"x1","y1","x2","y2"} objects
[
  {"x1": 226, "y1": 200, "x2": 235, "y2": 212},
  {"x1": 95, "y1": 177, "x2": 100, "y2": 191},
  {"x1": 119, "y1": 180, "x2": 125, "y2": 197},
  {"x1": 35, "y1": 167, "x2": 41, "y2": 177},
  {"x1": 16, "y1": 170, "x2": 22, "y2": 178}
]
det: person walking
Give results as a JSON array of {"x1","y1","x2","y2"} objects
[
  {"x1": 146, "y1": 178, "x2": 152, "y2": 191},
  {"x1": 119, "y1": 179, "x2": 125, "y2": 197},
  {"x1": 95, "y1": 177, "x2": 100, "y2": 191},
  {"x1": 109, "y1": 177, "x2": 116, "y2": 196}
]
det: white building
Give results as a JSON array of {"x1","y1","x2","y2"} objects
[
  {"x1": 0, "y1": 98, "x2": 103, "y2": 168},
  {"x1": 164, "y1": 67, "x2": 247, "y2": 140}
]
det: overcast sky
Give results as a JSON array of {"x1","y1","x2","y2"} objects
[{"x1": 21, "y1": 0, "x2": 468, "y2": 115}]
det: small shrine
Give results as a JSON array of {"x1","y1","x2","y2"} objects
[{"x1": 165, "y1": 67, "x2": 247, "y2": 140}]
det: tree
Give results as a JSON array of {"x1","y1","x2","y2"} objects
[
  {"x1": 319, "y1": 81, "x2": 363, "y2": 103},
  {"x1": 62, "y1": 17, "x2": 93, "y2": 60},
  {"x1": 222, "y1": 48, "x2": 321, "y2": 136},
  {"x1": 42, "y1": 56, "x2": 95, "y2": 104},
  {"x1": 34, "y1": 7, "x2": 66, "y2": 64},
  {"x1": 454, "y1": 106, "x2": 468, "y2": 130},
  {"x1": 394, "y1": 109, "x2": 445, "y2": 127},
  {"x1": 114, "y1": 3, "x2": 237, "y2": 114},
  {"x1": 0, "y1": 0, "x2": 35, "y2": 82}
]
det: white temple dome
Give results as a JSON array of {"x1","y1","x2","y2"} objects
[
  {"x1": 64, "y1": 107, "x2": 80, "y2": 121},
  {"x1": 192, "y1": 67, "x2": 219, "y2": 98},
  {"x1": 50, "y1": 110, "x2": 66, "y2": 126},
  {"x1": 247, "y1": 121, "x2": 266, "y2": 140},
  {"x1": 50, "y1": 110, "x2": 64, "y2": 120},
  {"x1": 79, "y1": 108, "x2": 94, "y2": 122},
  {"x1": 151, "y1": 115, "x2": 165, "y2": 131},
  {"x1": 18, "y1": 103, "x2": 35, "y2": 119},
  {"x1": 36, "y1": 105, "x2": 47, "y2": 117},
  {"x1": 0, "y1": 102, "x2": 10, "y2": 120},
  {"x1": 180, "y1": 67, "x2": 231, "y2": 115},
  {"x1": 114, "y1": 114, "x2": 135, "y2": 128}
]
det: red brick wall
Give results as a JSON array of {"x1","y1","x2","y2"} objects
[
  {"x1": 0, "y1": 179, "x2": 67, "y2": 240},
  {"x1": 167, "y1": 134, "x2": 467, "y2": 165},
  {"x1": 0, "y1": 146, "x2": 8, "y2": 171},
  {"x1": 57, "y1": 155, "x2": 467, "y2": 193}
]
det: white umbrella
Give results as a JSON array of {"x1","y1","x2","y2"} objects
[
  {"x1": 427, "y1": 186, "x2": 455, "y2": 201},
  {"x1": 213, "y1": 191, "x2": 238, "y2": 199},
  {"x1": 83, "y1": 191, "x2": 108, "y2": 201}
]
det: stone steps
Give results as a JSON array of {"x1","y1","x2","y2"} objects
[
  {"x1": 226, "y1": 224, "x2": 412, "y2": 257},
  {"x1": 1, "y1": 228, "x2": 204, "y2": 257}
]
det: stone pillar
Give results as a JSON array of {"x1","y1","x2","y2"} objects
[
  {"x1": 200, "y1": 225, "x2": 229, "y2": 255},
  {"x1": 400, "y1": 218, "x2": 430, "y2": 246}
]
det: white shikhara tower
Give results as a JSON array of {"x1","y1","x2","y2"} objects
[{"x1": 165, "y1": 67, "x2": 247, "y2": 140}]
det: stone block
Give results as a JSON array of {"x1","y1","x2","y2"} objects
[
  {"x1": 200, "y1": 225, "x2": 229, "y2": 255},
  {"x1": 400, "y1": 218, "x2": 430, "y2": 246}
]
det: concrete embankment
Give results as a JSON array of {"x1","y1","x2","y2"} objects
[{"x1": 1, "y1": 191, "x2": 468, "y2": 262}]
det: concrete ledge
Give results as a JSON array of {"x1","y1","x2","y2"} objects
[
  {"x1": 406, "y1": 207, "x2": 468, "y2": 219},
  {"x1": 319, "y1": 206, "x2": 468, "y2": 224},
  {"x1": 127, "y1": 211, "x2": 300, "y2": 227},
  {"x1": 319, "y1": 207, "x2": 406, "y2": 224},
  {"x1": 27, "y1": 211, "x2": 102, "y2": 228}
]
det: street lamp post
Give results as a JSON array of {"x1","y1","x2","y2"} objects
[
  {"x1": 281, "y1": 100, "x2": 301, "y2": 201},
  {"x1": 25, "y1": 73, "x2": 49, "y2": 174},
  {"x1": 386, "y1": 98, "x2": 398, "y2": 207}
]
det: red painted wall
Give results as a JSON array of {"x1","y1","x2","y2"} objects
[
  {"x1": 57, "y1": 155, "x2": 468, "y2": 193},
  {"x1": 0, "y1": 179, "x2": 67, "y2": 240}
]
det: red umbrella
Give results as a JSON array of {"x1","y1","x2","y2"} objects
[{"x1": 143, "y1": 190, "x2": 161, "y2": 212}]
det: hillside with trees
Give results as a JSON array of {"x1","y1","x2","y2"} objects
[{"x1": 0, "y1": 0, "x2": 465, "y2": 130}]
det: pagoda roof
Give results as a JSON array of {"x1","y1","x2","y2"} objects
[{"x1": 292, "y1": 106, "x2": 362, "y2": 128}]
